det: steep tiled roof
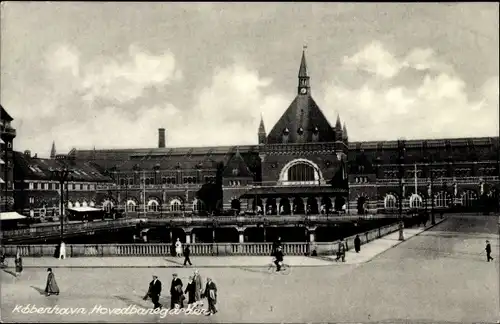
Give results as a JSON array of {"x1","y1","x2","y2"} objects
[
  {"x1": 222, "y1": 150, "x2": 254, "y2": 178},
  {"x1": 1, "y1": 105, "x2": 13, "y2": 122},
  {"x1": 266, "y1": 95, "x2": 336, "y2": 144},
  {"x1": 13, "y1": 151, "x2": 111, "y2": 182}
]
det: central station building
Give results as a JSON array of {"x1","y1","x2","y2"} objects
[{"x1": 11, "y1": 50, "x2": 500, "y2": 220}]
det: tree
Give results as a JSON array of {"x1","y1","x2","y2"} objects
[{"x1": 196, "y1": 162, "x2": 224, "y2": 215}]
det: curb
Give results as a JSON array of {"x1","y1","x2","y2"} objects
[
  {"x1": 361, "y1": 216, "x2": 448, "y2": 264},
  {"x1": 3, "y1": 264, "x2": 332, "y2": 269}
]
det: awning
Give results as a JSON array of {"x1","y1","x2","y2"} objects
[
  {"x1": 0, "y1": 212, "x2": 27, "y2": 221},
  {"x1": 68, "y1": 207, "x2": 102, "y2": 213},
  {"x1": 240, "y1": 186, "x2": 348, "y2": 198},
  {"x1": 0, "y1": 158, "x2": 4, "y2": 164},
  {"x1": 0, "y1": 178, "x2": 4, "y2": 184},
  {"x1": 0, "y1": 138, "x2": 4, "y2": 144}
]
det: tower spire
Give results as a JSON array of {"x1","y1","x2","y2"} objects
[
  {"x1": 50, "y1": 141, "x2": 56, "y2": 159},
  {"x1": 335, "y1": 114, "x2": 342, "y2": 130},
  {"x1": 298, "y1": 45, "x2": 310, "y2": 95},
  {"x1": 258, "y1": 113, "x2": 267, "y2": 144}
]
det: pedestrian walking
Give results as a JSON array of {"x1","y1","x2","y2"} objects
[
  {"x1": 184, "y1": 245, "x2": 192, "y2": 266},
  {"x1": 184, "y1": 276, "x2": 196, "y2": 306},
  {"x1": 14, "y1": 249, "x2": 23, "y2": 277},
  {"x1": 354, "y1": 235, "x2": 361, "y2": 253},
  {"x1": 143, "y1": 275, "x2": 162, "y2": 310},
  {"x1": 193, "y1": 269, "x2": 203, "y2": 307},
  {"x1": 335, "y1": 239, "x2": 346, "y2": 262},
  {"x1": 272, "y1": 237, "x2": 282, "y2": 256},
  {"x1": 486, "y1": 240, "x2": 494, "y2": 262},
  {"x1": 175, "y1": 238, "x2": 183, "y2": 257},
  {"x1": 203, "y1": 277, "x2": 218, "y2": 316},
  {"x1": 170, "y1": 273, "x2": 184, "y2": 309},
  {"x1": 44, "y1": 268, "x2": 60, "y2": 296}
]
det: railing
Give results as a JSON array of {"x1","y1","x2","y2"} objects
[
  {"x1": 0, "y1": 218, "x2": 139, "y2": 240},
  {"x1": 377, "y1": 176, "x2": 499, "y2": 185},
  {"x1": 96, "y1": 184, "x2": 203, "y2": 190},
  {"x1": 0, "y1": 126, "x2": 16, "y2": 136},
  {"x1": 2, "y1": 222, "x2": 401, "y2": 257}
]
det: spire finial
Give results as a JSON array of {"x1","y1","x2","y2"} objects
[{"x1": 303, "y1": 44, "x2": 307, "y2": 51}]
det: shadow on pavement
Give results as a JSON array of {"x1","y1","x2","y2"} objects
[
  {"x1": 114, "y1": 294, "x2": 151, "y2": 308},
  {"x1": 3, "y1": 269, "x2": 16, "y2": 277},
  {"x1": 30, "y1": 285, "x2": 46, "y2": 295}
]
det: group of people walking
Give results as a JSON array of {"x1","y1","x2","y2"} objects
[{"x1": 143, "y1": 270, "x2": 218, "y2": 316}]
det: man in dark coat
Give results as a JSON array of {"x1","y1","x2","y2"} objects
[
  {"x1": 184, "y1": 245, "x2": 192, "y2": 266},
  {"x1": 271, "y1": 237, "x2": 282, "y2": 256},
  {"x1": 170, "y1": 273, "x2": 184, "y2": 309},
  {"x1": 203, "y1": 277, "x2": 218, "y2": 316},
  {"x1": 273, "y1": 246, "x2": 284, "y2": 272},
  {"x1": 354, "y1": 235, "x2": 361, "y2": 253},
  {"x1": 486, "y1": 240, "x2": 494, "y2": 262},
  {"x1": 143, "y1": 275, "x2": 162, "y2": 309}
]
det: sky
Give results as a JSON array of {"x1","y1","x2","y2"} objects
[{"x1": 1, "y1": 2, "x2": 499, "y2": 157}]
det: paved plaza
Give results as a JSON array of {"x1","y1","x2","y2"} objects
[{"x1": 1, "y1": 214, "x2": 498, "y2": 323}]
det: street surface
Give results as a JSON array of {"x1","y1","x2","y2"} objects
[{"x1": 1, "y1": 214, "x2": 498, "y2": 323}]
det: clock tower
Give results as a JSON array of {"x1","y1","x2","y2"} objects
[{"x1": 298, "y1": 45, "x2": 310, "y2": 95}]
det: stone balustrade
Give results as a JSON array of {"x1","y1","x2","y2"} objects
[{"x1": 1, "y1": 223, "x2": 400, "y2": 257}]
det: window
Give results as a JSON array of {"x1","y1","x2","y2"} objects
[
  {"x1": 34, "y1": 183, "x2": 39, "y2": 190},
  {"x1": 48, "y1": 183, "x2": 53, "y2": 190},
  {"x1": 384, "y1": 194, "x2": 398, "y2": 209},
  {"x1": 29, "y1": 197, "x2": 34, "y2": 204},
  {"x1": 29, "y1": 182, "x2": 33, "y2": 190},
  {"x1": 232, "y1": 168, "x2": 239, "y2": 176},
  {"x1": 75, "y1": 201, "x2": 81, "y2": 208},
  {"x1": 72, "y1": 183, "x2": 76, "y2": 190},
  {"x1": 287, "y1": 163, "x2": 315, "y2": 182},
  {"x1": 409, "y1": 194, "x2": 423, "y2": 209},
  {"x1": 56, "y1": 183, "x2": 60, "y2": 190},
  {"x1": 170, "y1": 199, "x2": 182, "y2": 212},
  {"x1": 67, "y1": 201, "x2": 73, "y2": 208},
  {"x1": 102, "y1": 200, "x2": 113, "y2": 213},
  {"x1": 461, "y1": 190, "x2": 477, "y2": 207},
  {"x1": 193, "y1": 199, "x2": 204, "y2": 212},
  {"x1": 126, "y1": 200, "x2": 137, "y2": 212},
  {"x1": 434, "y1": 192, "x2": 449, "y2": 208},
  {"x1": 147, "y1": 200, "x2": 159, "y2": 212}
]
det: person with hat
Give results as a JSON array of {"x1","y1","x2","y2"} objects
[
  {"x1": 143, "y1": 275, "x2": 162, "y2": 310},
  {"x1": 44, "y1": 268, "x2": 60, "y2": 296},
  {"x1": 170, "y1": 273, "x2": 184, "y2": 309},
  {"x1": 203, "y1": 277, "x2": 218, "y2": 316},
  {"x1": 486, "y1": 240, "x2": 494, "y2": 262}
]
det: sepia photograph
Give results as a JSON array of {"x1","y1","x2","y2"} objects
[{"x1": 0, "y1": 2, "x2": 499, "y2": 323}]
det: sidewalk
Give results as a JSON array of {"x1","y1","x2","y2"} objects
[
  {"x1": 5, "y1": 217, "x2": 447, "y2": 269},
  {"x1": 321, "y1": 216, "x2": 448, "y2": 265}
]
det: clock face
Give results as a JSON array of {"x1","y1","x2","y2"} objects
[{"x1": 300, "y1": 88, "x2": 307, "y2": 94}]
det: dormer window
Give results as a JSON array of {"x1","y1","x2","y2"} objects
[
  {"x1": 313, "y1": 126, "x2": 319, "y2": 134},
  {"x1": 283, "y1": 128, "x2": 289, "y2": 136},
  {"x1": 232, "y1": 168, "x2": 239, "y2": 176},
  {"x1": 297, "y1": 127, "x2": 304, "y2": 135}
]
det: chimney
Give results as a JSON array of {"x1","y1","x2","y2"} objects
[
  {"x1": 158, "y1": 128, "x2": 166, "y2": 148},
  {"x1": 24, "y1": 150, "x2": 31, "y2": 158}
]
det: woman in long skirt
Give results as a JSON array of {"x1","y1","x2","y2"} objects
[
  {"x1": 45, "y1": 268, "x2": 60, "y2": 296},
  {"x1": 175, "y1": 238, "x2": 182, "y2": 257},
  {"x1": 184, "y1": 276, "x2": 196, "y2": 306},
  {"x1": 14, "y1": 250, "x2": 23, "y2": 277}
]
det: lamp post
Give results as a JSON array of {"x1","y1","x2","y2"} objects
[
  {"x1": 430, "y1": 158, "x2": 436, "y2": 225},
  {"x1": 398, "y1": 141, "x2": 405, "y2": 241},
  {"x1": 51, "y1": 168, "x2": 73, "y2": 242}
]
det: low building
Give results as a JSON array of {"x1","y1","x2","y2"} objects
[{"x1": 13, "y1": 150, "x2": 113, "y2": 218}]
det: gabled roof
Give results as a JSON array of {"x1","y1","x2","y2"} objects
[
  {"x1": 1, "y1": 105, "x2": 14, "y2": 122},
  {"x1": 222, "y1": 150, "x2": 254, "y2": 178},
  {"x1": 267, "y1": 95, "x2": 336, "y2": 144},
  {"x1": 13, "y1": 151, "x2": 112, "y2": 182}
]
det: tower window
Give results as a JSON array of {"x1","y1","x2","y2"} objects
[
  {"x1": 283, "y1": 128, "x2": 289, "y2": 135},
  {"x1": 297, "y1": 127, "x2": 304, "y2": 135}
]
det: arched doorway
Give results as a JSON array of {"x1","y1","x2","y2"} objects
[
  {"x1": 334, "y1": 196, "x2": 346, "y2": 212},
  {"x1": 279, "y1": 198, "x2": 291, "y2": 215},
  {"x1": 292, "y1": 197, "x2": 305, "y2": 214},
  {"x1": 320, "y1": 197, "x2": 332, "y2": 214},
  {"x1": 265, "y1": 198, "x2": 277, "y2": 215},
  {"x1": 306, "y1": 197, "x2": 318, "y2": 214},
  {"x1": 357, "y1": 196, "x2": 367, "y2": 215},
  {"x1": 252, "y1": 198, "x2": 263, "y2": 214}
]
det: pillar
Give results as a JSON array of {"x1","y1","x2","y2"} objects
[
  {"x1": 248, "y1": 198, "x2": 254, "y2": 212},
  {"x1": 302, "y1": 197, "x2": 307, "y2": 215},
  {"x1": 277, "y1": 198, "x2": 281, "y2": 215},
  {"x1": 191, "y1": 232, "x2": 196, "y2": 243},
  {"x1": 316, "y1": 197, "x2": 322, "y2": 214},
  {"x1": 308, "y1": 227, "x2": 316, "y2": 243},
  {"x1": 238, "y1": 230, "x2": 245, "y2": 243},
  {"x1": 186, "y1": 231, "x2": 191, "y2": 244},
  {"x1": 262, "y1": 198, "x2": 267, "y2": 215}
]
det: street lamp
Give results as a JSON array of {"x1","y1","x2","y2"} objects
[
  {"x1": 398, "y1": 140, "x2": 405, "y2": 241},
  {"x1": 429, "y1": 157, "x2": 436, "y2": 225},
  {"x1": 50, "y1": 167, "x2": 73, "y2": 242}
]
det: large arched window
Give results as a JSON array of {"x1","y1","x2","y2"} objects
[
  {"x1": 384, "y1": 194, "x2": 398, "y2": 209},
  {"x1": 170, "y1": 199, "x2": 182, "y2": 212},
  {"x1": 434, "y1": 192, "x2": 449, "y2": 208},
  {"x1": 287, "y1": 163, "x2": 316, "y2": 182},
  {"x1": 461, "y1": 190, "x2": 477, "y2": 207},
  {"x1": 409, "y1": 194, "x2": 423, "y2": 209},
  {"x1": 147, "y1": 199, "x2": 159, "y2": 212},
  {"x1": 126, "y1": 200, "x2": 137, "y2": 212}
]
